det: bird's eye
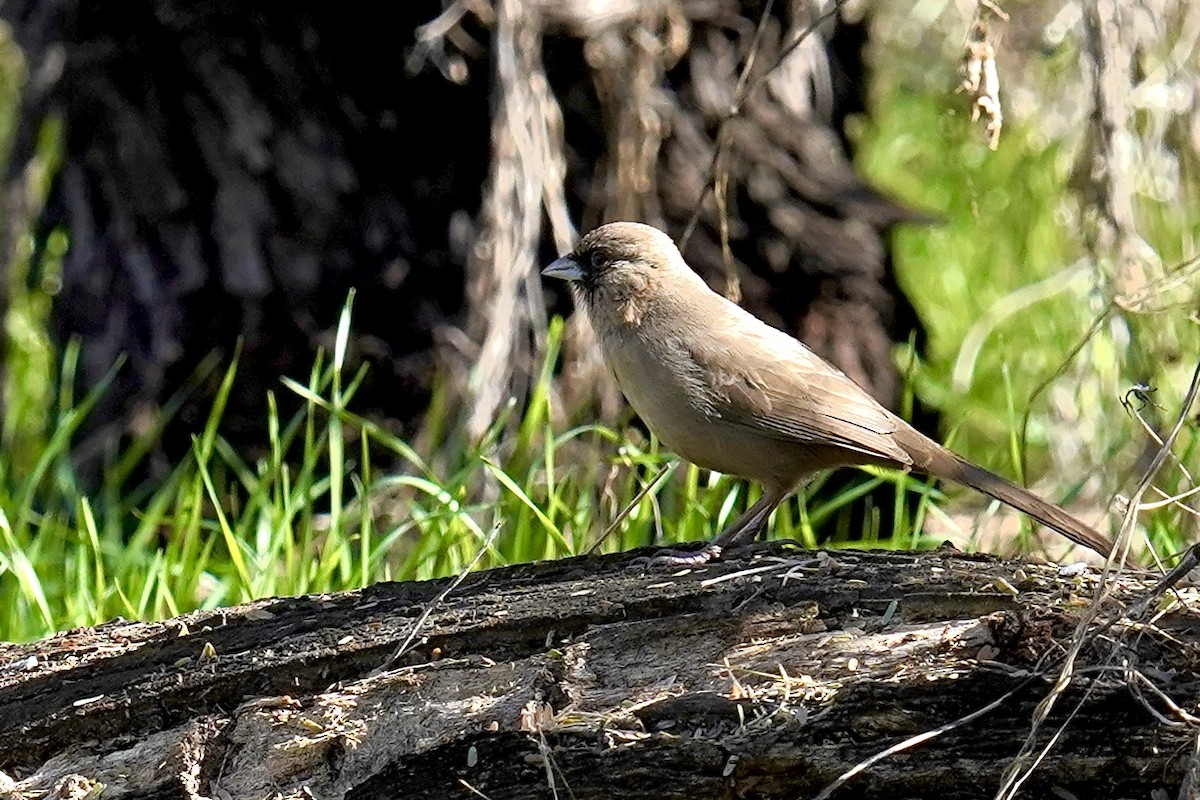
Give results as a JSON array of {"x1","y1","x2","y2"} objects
[{"x1": 589, "y1": 250, "x2": 606, "y2": 270}]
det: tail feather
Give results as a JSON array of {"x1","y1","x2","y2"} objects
[{"x1": 909, "y1": 442, "x2": 1113, "y2": 558}]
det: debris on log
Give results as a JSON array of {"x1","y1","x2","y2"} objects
[{"x1": 0, "y1": 544, "x2": 1192, "y2": 799}]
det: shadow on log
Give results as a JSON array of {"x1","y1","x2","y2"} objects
[{"x1": 1, "y1": 545, "x2": 1191, "y2": 798}]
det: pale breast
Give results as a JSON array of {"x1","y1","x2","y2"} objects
[{"x1": 601, "y1": 327, "x2": 815, "y2": 488}]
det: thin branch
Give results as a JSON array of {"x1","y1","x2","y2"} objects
[
  {"x1": 587, "y1": 460, "x2": 677, "y2": 555},
  {"x1": 814, "y1": 677, "x2": 1036, "y2": 800},
  {"x1": 379, "y1": 519, "x2": 502, "y2": 670},
  {"x1": 997, "y1": 356, "x2": 1200, "y2": 799},
  {"x1": 679, "y1": 0, "x2": 844, "y2": 251}
]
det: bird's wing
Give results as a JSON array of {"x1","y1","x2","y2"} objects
[{"x1": 687, "y1": 298, "x2": 914, "y2": 466}]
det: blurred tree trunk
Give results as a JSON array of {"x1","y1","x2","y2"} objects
[
  {"x1": 1, "y1": 1, "x2": 493, "y2": 482},
  {"x1": 0, "y1": 0, "x2": 929, "y2": 490}
]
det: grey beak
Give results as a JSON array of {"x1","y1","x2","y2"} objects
[{"x1": 541, "y1": 255, "x2": 584, "y2": 282}]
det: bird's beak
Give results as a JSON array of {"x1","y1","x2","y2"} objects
[{"x1": 541, "y1": 255, "x2": 584, "y2": 282}]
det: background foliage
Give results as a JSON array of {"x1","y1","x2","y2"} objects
[{"x1": 0, "y1": 1, "x2": 1196, "y2": 642}]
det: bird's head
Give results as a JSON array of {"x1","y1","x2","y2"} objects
[{"x1": 541, "y1": 222, "x2": 695, "y2": 313}]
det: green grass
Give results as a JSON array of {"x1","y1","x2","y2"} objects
[
  {"x1": 0, "y1": 256, "x2": 1191, "y2": 643},
  {"x1": 0, "y1": 293, "x2": 955, "y2": 642},
  {"x1": 856, "y1": 89, "x2": 1102, "y2": 466},
  {"x1": 852, "y1": 75, "x2": 1199, "y2": 561},
  {"x1": 1, "y1": 20, "x2": 1196, "y2": 643}
]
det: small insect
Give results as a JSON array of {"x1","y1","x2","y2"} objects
[{"x1": 1121, "y1": 383, "x2": 1158, "y2": 413}]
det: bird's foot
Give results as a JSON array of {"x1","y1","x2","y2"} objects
[{"x1": 628, "y1": 543, "x2": 723, "y2": 569}]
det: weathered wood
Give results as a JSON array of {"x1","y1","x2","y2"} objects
[{"x1": 0, "y1": 544, "x2": 1193, "y2": 799}]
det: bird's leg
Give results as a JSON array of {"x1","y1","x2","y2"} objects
[
  {"x1": 632, "y1": 486, "x2": 789, "y2": 569},
  {"x1": 711, "y1": 487, "x2": 789, "y2": 549}
]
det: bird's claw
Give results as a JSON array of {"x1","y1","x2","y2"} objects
[{"x1": 628, "y1": 544, "x2": 723, "y2": 570}]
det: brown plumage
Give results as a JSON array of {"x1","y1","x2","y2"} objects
[{"x1": 543, "y1": 221, "x2": 1113, "y2": 559}]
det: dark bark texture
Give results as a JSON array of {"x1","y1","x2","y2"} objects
[
  {"x1": 0, "y1": 544, "x2": 1193, "y2": 799},
  {"x1": 0, "y1": 0, "x2": 932, "y2": 486},
  {"x1": 4, "y1": 1, "x2": 494, "y2": 477}
]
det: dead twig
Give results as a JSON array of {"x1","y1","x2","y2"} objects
[
  {"x1": 379, "y1": 519, "x2": 502, "y2": 670},
  {"x1": 679, "y1": 0, "x2": 844, "y2": 252},
  {"x1": 997, "y1": 356, "x2": 1200, "y2": 799},
  {"x1": 815, "y1": 676, "x2": 1036, "y2": 800},
  {"x1": 587, "y1": 460, "x2": 677, "y2": 555}
]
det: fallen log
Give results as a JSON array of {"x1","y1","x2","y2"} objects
[{"x1": 0, "y1": 544, "x2": 1194, "y2": 799}]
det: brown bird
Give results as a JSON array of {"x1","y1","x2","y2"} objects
[{"x1": 542, "y1": 221, "x2": 1113, "y2": 561}]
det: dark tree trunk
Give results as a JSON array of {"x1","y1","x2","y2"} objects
[
  {"x1": 0, "y1": 0, "x2": 933, "y2": 551},
  {"x1": 2, "y1": 1, "x2": 494, "y2": 480},
  {"x1": 0, "y1": 545, "x2": 1191, "y2": 799}
]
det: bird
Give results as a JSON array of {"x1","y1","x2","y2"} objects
[{"x1": 542, "y1": 221, "x2": 1114, "y2": 562}]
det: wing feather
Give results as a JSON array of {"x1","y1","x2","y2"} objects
[{"x1": 687, "y1": 296, "x2": 914, "y2": 466}]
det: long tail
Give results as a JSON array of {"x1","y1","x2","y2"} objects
[{"x1": 902, "y1": 435, "x2": 1113, "y2": 558}]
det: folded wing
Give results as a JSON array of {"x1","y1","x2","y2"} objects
[{"x1": 688, "y1": 296, "x2": 914, "y2": 467}]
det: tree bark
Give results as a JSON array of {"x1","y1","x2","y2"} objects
[{"x1": 1, "y1": 544, "x2": 1190, "y2": 799}]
